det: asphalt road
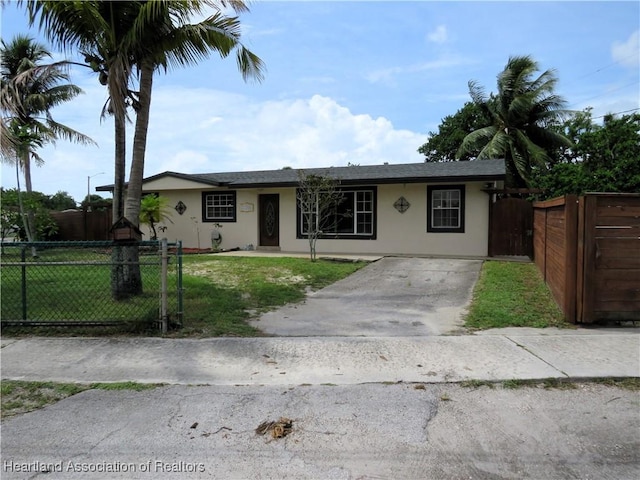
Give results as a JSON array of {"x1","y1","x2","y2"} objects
[{"x1": 2, "y1": 382, "x2": 638, "y2": 480}]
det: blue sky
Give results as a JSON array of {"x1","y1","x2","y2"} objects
[{"x1": 1, "y1": 1, "x2": 639, "y2": 203}]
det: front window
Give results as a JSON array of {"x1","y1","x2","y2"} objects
[
  {"x1": 427, "y1": 185, "x2": 465, "y2": 233},
  {"x1": 202, "y1": 191, "x2": 236, "y2": 222},
  {"x1": 297, "y1": 188, "x2": 376, "y2": 239}
]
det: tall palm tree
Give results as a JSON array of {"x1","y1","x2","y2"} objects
[
  {"x1": 26, "y1": 1, "x2": 264, "y2": 298},
  {"x1": 26, "y1": 1, "x2": 140, "y2": 222},
  {"x1": 124, "y1": 0, "x2": 265, "y2": 226},
  {"x1": 457, "y1": 55, "x2": 572, "y2": 187},
  {"x1": 120, "y1": 1, "x2": 263, "y2": 298},
  {"x1": 1, "y1": 35, "x2": 95, "y2": 251}
]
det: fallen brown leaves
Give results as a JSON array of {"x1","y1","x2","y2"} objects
[{"x1": 255, "y1": 417, "x2": 293, "y2": 439}]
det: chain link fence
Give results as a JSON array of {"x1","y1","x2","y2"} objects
[{"x1": 1, "y1": 240, "x2": 182, "y2": 333}]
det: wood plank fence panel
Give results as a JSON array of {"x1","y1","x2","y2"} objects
[
  {"x1": 51, "y1": 209, "x2": 112, "y2": 241},
  {"x1": 589, "y1": 195, "x2": 640, "y2": 322},
  {"x1": 533, "y1": 208, "x2": 547, "y2": 277},
  {"x1": 534, "y1": 193, "x2": 640, "y2": 324}
]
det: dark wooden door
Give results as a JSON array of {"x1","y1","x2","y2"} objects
[
  {"x1": 489, "y1": 197, "x2": 533, "y2": 257},
  {"x1": 259, "y1": 194, "x2": 279, "y2": 247}
]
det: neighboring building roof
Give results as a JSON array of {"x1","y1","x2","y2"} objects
[{"x1": 97, "y1": 158, "x2": 505, "y2": 191}]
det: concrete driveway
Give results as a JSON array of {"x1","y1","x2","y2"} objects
[{"x1": 250, "y1": 257, "x2": 483, "y2": 336}]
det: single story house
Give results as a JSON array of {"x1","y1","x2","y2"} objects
[{"x1": 98, "y1": 159, "x2": 506, "y2": 257}]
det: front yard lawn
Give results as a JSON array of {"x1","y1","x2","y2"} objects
[
  {"x1": 176, "y1": 256, "x2": 366, "y2": 337},
  {"x1": 465, "y1": 261, "x2": 571, "y2": 330},
  {"x1": 1, "y1": 253, "x2": 570, "y2": 337}
]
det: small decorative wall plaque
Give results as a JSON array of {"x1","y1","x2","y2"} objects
[
  {"x1": 240, "y1": 202, "x2": 254, "y2": 213},
  {"x1": 175, "y1": 201, "x2": 187, "y2": 215},
  {"x1": 394, "y1": 196, "x2": 410, "y2": 213}
]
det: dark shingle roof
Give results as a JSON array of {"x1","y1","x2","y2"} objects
[
  {"x1": 152, "y1": 159, "x2": 504, "y2": 188},
  {"x1": 98, "y1": 159, "x2": 505, "y2": 191}
]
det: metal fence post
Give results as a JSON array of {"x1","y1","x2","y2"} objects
[
  {"x1": 177, "y1": 240, "x2": 183, "y2": 325},
  {"x1": 20, "y1": 246, "x2": 27, "y2": 321},
  {"x1": 160, "y1": 238, "x2": 168, "y2": 334}
]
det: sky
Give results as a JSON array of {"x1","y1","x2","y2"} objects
[{"x1": 1, "y1": 0, "x2": 639, "y2": 204}]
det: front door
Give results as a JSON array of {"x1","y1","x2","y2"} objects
[{"x1": 259, "y1": 194, "x2": 279, "y2": 247}]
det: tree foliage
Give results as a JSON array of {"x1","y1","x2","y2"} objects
[
  {"x1": 531, "y1": 111, "x2": 640, "y2": 197},
  {"x1": 48, "y1": 190, "x2": 77, "y2": 210},
  {"x1": 457, "y1": 55, "x2": 572, "y2": 187},
  {"x1": 26, "y1": 0, "x2": 265, "y2": 299},
  {"x1": 423, "y1": 100, "x2": 639, "y2": 197},
  {"x1": 1, "y1": 34, "x2": 94, "y2": 250},
  {"x1": 0, "y1": 187, "x2": 58, "y2": 240},
  {"x1": 418, "y1": 102, "x2": 491, "y2": 162},
  {"x1": 139, "y1": 194, "x2": 173, "y2": 241},
  {"x1": 296, "y1": 172, "x2": 344, "y2": 262}
]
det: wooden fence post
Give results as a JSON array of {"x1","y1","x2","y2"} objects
[{"x1": 564, "y1": 195, "x2": 579, "y2": 323}]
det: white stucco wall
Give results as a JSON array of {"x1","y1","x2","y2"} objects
[{"x1": 143, "y1": 178, "x2": 491, "y2": 257}]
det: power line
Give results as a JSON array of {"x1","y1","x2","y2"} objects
[
  {"x1": 590, "y1": 107, "x2": 640, "y2": 120},
  {"x1": 567, "y1": 80, "x2": 640, "y2": 108},
  {"x1": 566, "y1": 52, "x2": 639, "y2": 85}
]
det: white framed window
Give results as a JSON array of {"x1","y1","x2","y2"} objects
[
  {"x1": 202, "y1": 191, "x2": 236, "y2": 222},
  {"x1": 427, "y1": 185, "x2": 465, "y2": 233}
]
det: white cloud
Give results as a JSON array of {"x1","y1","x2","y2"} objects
[
  {"x1": 427, "y1": 25, "x2": 448, "y2": 44},
  {"x1": 612, "y1": 30, "x2": 640, "y2": 68},
  {"x1": 158, "y1": 151, "x2": 211, "y2": 173},
  {"x1": 1, "y1": 87, "x2": 428, "y2": 201},
  {"x1": 366, "y1": 56, "x2": 475, "y2": 84},
  {"x1": 144, "y1": 91, "x2": 428, "y2": 173}
]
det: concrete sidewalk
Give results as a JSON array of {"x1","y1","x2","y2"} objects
[{"x1": 2, "y1": 329, "x2": 638, "y2": 385}]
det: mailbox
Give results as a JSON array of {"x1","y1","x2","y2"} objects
[{"x1": 110, "y1": 216, "x2": 143, "y2": 242}]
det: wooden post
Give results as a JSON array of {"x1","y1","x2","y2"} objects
[
  {"x1": 564, "y1": 195, "x2": 579, "y2": 323},
  {"x1": 581, "y1": 195, "x2": 598, "y2": 323},
  {"x1": 576, "y1": 196, "x2": 586, "y2": 323}
]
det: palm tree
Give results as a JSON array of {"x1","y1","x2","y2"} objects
[
  {"x1": 139, "y1": 194, "x2": 173, "y2": 240},
  {"x1": 26, "y1": 1, "x2": 264, "y2": 298},
  {"x1": 1, "y1": 35, "x2": 95, "y2": 253},
  {"x1": 457, "y1": 55, "x2": 572, "y2": 187},
  {"x1": 25, "y1": 1, "x2": 140, "y2": 222},
  {"x1": 124, "y1": 1, "x2": 265, "y2": 226}
]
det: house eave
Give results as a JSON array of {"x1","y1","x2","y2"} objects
[{"x1": 229, "y1": 173, "x2": 506, "y2": 189}]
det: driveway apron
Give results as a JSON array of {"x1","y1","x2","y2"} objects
[{"x1": 250, "y1": 257, "x2": 483, "y2": 336}]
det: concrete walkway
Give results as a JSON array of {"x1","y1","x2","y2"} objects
[{"x1": 2, "y1": 329, "x2": 638, "y2": 385}]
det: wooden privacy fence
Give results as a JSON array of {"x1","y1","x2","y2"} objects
[
  {"x1": 533, "y1": 193, "x2": 640, "y2": 324},
  {"x1": 51, "y1": 207, "x2": 112, "y2": 241}
]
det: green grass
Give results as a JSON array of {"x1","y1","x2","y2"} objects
[
  {"x1": 1, "y1": 253, "x2": 573, "y2": 336},
  {"x1": 0, "y1": 247, "x2": 164, "y2": 326},
  {"x1": 460, "y1": 379, "x2": 495, "y2": 389},
  {"x1": 465, "y1": 261, "x2": 570, "y2": 330},
  {"x1": 498, "y1": 378, "x2": 640, "y2": 390},
  {"x1": 0, "y1": 380, "x2": 161, "y2": 418},
  {"x1": 0, "y1": 249, "x2": 366, "y2": 337},
  {"x1": 175, "y1": 256, "x2": 365, "y2": 337}
]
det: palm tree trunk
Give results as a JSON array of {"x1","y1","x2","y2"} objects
[
  {"x1": 126, "y1": 60, "x2": 153, "y2": 224},
  {"x1": 112, "y1": 61, "x2": 154, "y2": 300},
  {"x1": 17, "y1": 153, "x2": 37, "y2": 257},
  {"x1": 111, "y1": 109, "x2": 143, "y2": 299},
  {"x1": 112, "y1": 114, "x2": 126, "y2": 222}
]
